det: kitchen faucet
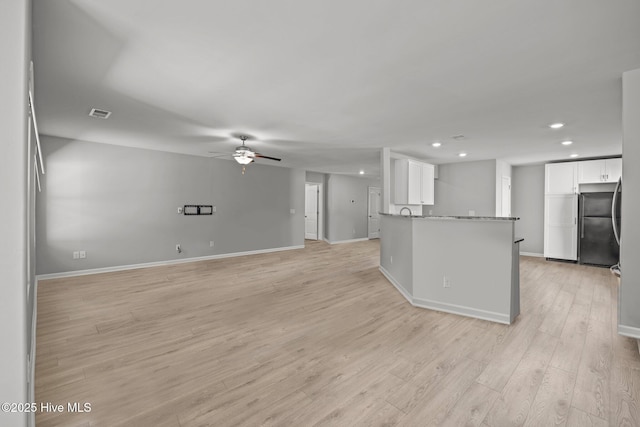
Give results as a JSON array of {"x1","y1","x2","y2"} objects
[{"x1": 399, "y1": 207, "x2": 413, "y2": 216}]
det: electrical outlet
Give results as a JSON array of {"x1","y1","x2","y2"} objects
[
  {"x1": 177, "y1": 206, "x2": 183, "y2": 214},
  {"x1": 73, "y1": 251, "x2": 79, "y2": 260},
  {"x1": 176, "y1": 244, "x2": 182, "y2": 253},
  {"x1": 290, "y1": 208, "x2": 295, "y2": 214},
  {"x1": 209, "y1": 240, "x2": 214, "y2": 248},
  {"x1": 468, "y1": 210, "x2": 476, "y2": 216},
  {"x1": 212, "y1": 206, "x2": 216, "y2": 213},
  {"x1": 79, "y1": 250, "x2": 86, "y2": 259},
  {"x1": 443, "y1": 276, "x2": 450, "y2": 288}
]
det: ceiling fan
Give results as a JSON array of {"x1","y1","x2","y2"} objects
[
  {"x1": 233, "y1": 135, "x2": 281, "y2": 165},
  {"x1": 211, "y1": 135, "x2": 282, "y2": 174}
]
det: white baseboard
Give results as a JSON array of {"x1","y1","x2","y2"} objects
[
  {"x1": 379, "y1": 266, "x2": 412, "y2": 303},
  {"x1": 379, "y1": 266, "x2": 510, "y2": 324},
  {"x1": 37, "y1": 245, "x2": 304, "y2": 281},
  {"x1": 618, "y1": 324, "x2": 640, "y2": 340},
  {"x1": 520, "y1": 252, "x2": 544, "y2": 257},
  {"x1": 325, "y1": 237, "x2": 369, "y2": 245},
  {"x1": 412, "y1": 297, "x2": 510, "y2": 324}
]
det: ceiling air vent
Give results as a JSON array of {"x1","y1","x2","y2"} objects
[{"x1": 89, "y1": 108, "x2": 112, "y2": 119}]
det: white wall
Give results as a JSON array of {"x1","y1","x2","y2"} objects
[
  {"x1": 620, "y1": 68, "x2": 640, "y2": 336},
  {"x1": 512, "y1": 164, "x2": 545, "y2": 255},
  {"x1": 36, "y1": 136, "x2": 305, "y2": 275},
  {"x1": 0, "y1": 0, "x2": 30, "y2": 425},
  {"x1": 326, "y1": 174, "x2": 379, "y2": 242},
  {"x1": 431, "y1": 160, "x2": 497, "y2": 216}
]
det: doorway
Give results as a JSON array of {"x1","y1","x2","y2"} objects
[
  {"x1": 368, "y1": 186, "x2": 381, "y2": 239},
  {"x1": 305, "y1": 183, "x2": 323, "y2": 240}
]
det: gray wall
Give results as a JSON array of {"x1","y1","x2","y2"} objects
[
  {"x1": 326, "y1": 174, "x2": 378, "y2": 242},
  {"x1": 512, "y1": 164, "x2": 545, "y2": 255},
  {"x1": 0, "y1": 0, "x2": 30, "y2": 425},
  {"x1": 36, "y1": 136, "x2": 305, "y2": 275},
  {"x1": 620, "y1": 68, "x2": 640, "y2": 334},
  {"x1": 305, "y1": 171, "x2": 326, "y2": 184},
  {"x1": 432, "y1": 160, "x2": 497, "y2": 216}
]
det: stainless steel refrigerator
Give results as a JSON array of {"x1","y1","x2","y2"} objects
[{"x1": 578, "y1": 192, "x2": 621, "y2": 267}]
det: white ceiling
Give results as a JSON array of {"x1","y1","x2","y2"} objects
[{"x1": 32, "y1": 0, "x2": 640, "y2": 176}]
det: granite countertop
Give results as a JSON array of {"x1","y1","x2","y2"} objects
[{"x1": 380, "y1": 212, "x2": 520, "y2": 221}]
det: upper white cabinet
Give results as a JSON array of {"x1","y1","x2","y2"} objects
[
  {"x1": 395, "y1": 159, "x2": 435, "y2": 205},
  {"x1": 545, "y1": 162, "x2": 577, "y2": 195},
  {"x1": 578, "y1": 158, "x2": 622, "y2": 183}
]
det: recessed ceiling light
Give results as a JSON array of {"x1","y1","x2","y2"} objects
[
  {"x1": 549, "y1": 122, "x2": 564, "y2": 129},
  {"x1": 561, "y1": 140, "x2": 573, "y2": 146},
  {"x1": 570, "y1": 153, "x2": 579, "y2": 158},
  {"x1": 458, "y1": 152, "x2": 467, "y2": 157},
  {"x1": 359, "y1": 170, "x2": 365, "y2": 175},
  {"x1": 432, "y1": 142, "x2": 442, "y2": 148}
]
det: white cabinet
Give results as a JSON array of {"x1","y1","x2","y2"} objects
[
  {"x1": 544, "y1": 194, "x2": 578, "y2": 260},
  {"x1": 545, "y1": 162, "x2": 577, "y2": 194},
  {"x1": 395, "y1": 159, "x2": 435, "y2": 205},
  {"x1": 578, "y1": 158, "x2": 622, "y2": 183},
  {"x1": 544, "y1": 162, "x2": 577, "y2": 260}
]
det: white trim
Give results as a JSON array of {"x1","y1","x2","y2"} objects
[
  {"x1": 28, "y1": 279, "x2": 38, "y2": 427},
  {"x1": 37, "y1": 245, "x2": 304, "y2": 280},
  {"x1": 379, "y1": 266, "x2": 412, "y2": 303},
  {"x1": 520, "y1": 252, "x2": 544, "y2": 257},
  {"x1": 325, "y1": 237, "x2": 369, "y2": 245},
  {"x1": 412, "y1": 297, "x2": 510, "y2": 325},
  {"x1": 379, "y1": 266, "x2": 511, "y2": 324},
  {"x1": 618, "y1": 324, "x2": 640, "y2": 340}
]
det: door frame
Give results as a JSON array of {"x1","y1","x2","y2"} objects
[{"x1": 304, "y1": 182, "x2": 323, "y2": 241}]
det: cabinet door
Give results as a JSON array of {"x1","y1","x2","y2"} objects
[
  {"x1": 406, "y1": 160, "x2": 423, "y2": 204},
  {"x1": 604, "y1": 158, "x2": 622, "y2": 183},
  {"x1": 544, "y1": 194, "x2": 578, "y2": 260},
  {"x1": 578, "y1": 160, "x2": 605, "y2": 183},
  {"x1": 545, "y1": 162, "x2": 577, "y2": 194},
  {"x1": 420, "y1": 163, "x2": 435, "y2": 205}
]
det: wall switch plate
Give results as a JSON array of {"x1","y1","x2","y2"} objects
[
  {"x1": 443, "y1": 276, "x2": 450, "y2": 288},
  {"x1": 79, "y1": 250, "x2": 86, "y2": 259},
  {"x1": 290, "y1": 208, "x2": 295, "y2": 214},
  {"x1": 212, "y1": 206, "x2": 216, "y2": 213},
  {"x1": 209, "y1": 241, "x2": 214, "y2": 248},
  {"x1": 390, "y1": 256, "x2": 393, "y2": 264},
  {"x1": 73, "y1": 251, "x2": 79, "y2": 259}
]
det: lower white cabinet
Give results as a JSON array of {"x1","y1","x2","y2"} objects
[{"x1": 544, "y1": 194, "x2": 578, "y2": 260}]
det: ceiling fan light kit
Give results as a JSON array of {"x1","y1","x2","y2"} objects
[{"x1": 231, "y1": 136, "x2": 281, "y2": 172}]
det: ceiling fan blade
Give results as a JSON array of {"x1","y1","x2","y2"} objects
[{"x1": 254, "y1": 153, "x2": 281, "y2": 161}]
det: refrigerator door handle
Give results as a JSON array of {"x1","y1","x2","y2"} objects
[
  {"x1": 580, "y1": 195, "x2": 585, "y2": 238},
  {"x1": 612, "y1": 177, "x2": 621, "y2": 245}
]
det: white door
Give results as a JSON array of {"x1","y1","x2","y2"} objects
[
  {"x1": 501, "y1": 176, "x2": 511, "y2": 216},
  {"x1": 368, "y1": 187, "x2": 381, "y2": 239},
  {"x1": 305, "y1": 184, "x2": 319, "y2": 240}
]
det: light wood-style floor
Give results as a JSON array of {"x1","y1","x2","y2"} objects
[{"x1": 36, "y1": 240, "x2": 640, "y2": 426}]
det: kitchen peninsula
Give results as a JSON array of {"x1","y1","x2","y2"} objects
[{"x1": 379, "y1": 213, "x2": 521, "y2": 324}]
